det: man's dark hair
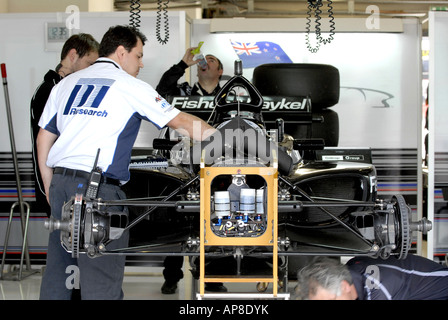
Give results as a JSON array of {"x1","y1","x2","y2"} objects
[
  {"x1": 206, "y1": 54, "x2": 223, "y2": 71},
  {"x1": 99, "y1": 25, "x2": 147, "y2": 57},
  {"x1": 60, "y1": 33, "x2": 99, "y2": 60}
]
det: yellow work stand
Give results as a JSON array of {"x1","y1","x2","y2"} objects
[{"x1": 197, "y1": 157, "x2": 282, "y2": 299}]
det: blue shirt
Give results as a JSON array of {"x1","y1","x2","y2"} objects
[{"x1": 347, "y1": 255, "x2": 448, "y2": 300}]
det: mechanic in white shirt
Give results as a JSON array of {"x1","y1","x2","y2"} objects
[{"x1": 37, "y1": 25, "x2": 215, "y2": 300}]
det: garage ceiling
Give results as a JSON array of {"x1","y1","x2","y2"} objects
[{"x1": 114, "y1": 0, "x2": 448, "y2": 34}]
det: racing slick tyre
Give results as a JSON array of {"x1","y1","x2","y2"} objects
[
  {"x1": 253, "y1": 63, "x2": 340, "y2": 146},
  {"x1": 252, "y1": 63, "x2": 340, "y2": 110}
]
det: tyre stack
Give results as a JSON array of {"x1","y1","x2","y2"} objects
[{"x1": 252, "y1": 63, "x2": 340, "y2": 147}]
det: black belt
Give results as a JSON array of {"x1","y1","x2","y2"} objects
[{"x1": 53, "y1": 167, "x2": 120, "y2": 186}]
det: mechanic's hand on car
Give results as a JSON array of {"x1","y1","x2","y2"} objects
[{"x1": 182, "y1": 47, "x2": 200, "y2": 67}]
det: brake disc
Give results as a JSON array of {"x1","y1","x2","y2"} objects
[
  {"x1": 71, "y1": 194, "x2": 83, "y2": 258},
  {"x1": 392, "y1": 195, "x2": 411, "y2": 260},
  {"x1": 374, "y1": 194, "x2": 412, "y2": 260},
  {"x1": 60, "y1": 194, "x2": 83, "y2": 258}
]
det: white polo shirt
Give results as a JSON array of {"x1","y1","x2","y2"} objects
[{"x1": 39, "y1": 58, "x2": 180, "y2": 182}]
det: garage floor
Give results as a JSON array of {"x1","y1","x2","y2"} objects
[
  {"x1": 1, "y1": 266, "x2": 189, "y2": 300},
  {"x1": 0, "y1": 262, "x2": 295, "y2": 300}
]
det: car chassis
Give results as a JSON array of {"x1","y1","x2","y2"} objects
[{"x1": 45, "y1": 61, "x2": 432, "y2": 296}]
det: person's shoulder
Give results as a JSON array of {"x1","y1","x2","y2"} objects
[
  {"x1": 43, "y1": 69, "x2": 61, "y2": 82},
  {"x1": 34, "y1": 70, "x2": 61, "y2": 91},
  {"x1": 346, "y1": 256, "x2": 378, "y2": 268},
  {"x1": 32, "y1": 71, "x2": 59, "y2": 101},
  {"x1": 107, "y1": 72, "x2": 159, "y2": 100},
  {"x1": 121, "y1": 73, "x2": 153, "y2": 91}
]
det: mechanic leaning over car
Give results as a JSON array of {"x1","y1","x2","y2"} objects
[
  {"x1": 295, "y1": 254, "x2": 448, "y2": 300},
  {"x1": 36, "y1": 25, "x2": 215, "y2": 300},
  {"x1": 156, "y1": 47, "x2": 226, "y2": 295}
]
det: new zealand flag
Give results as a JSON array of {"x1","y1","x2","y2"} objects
[{"x1": 230, "y1": 40, "x2": 292, "y2": 68}]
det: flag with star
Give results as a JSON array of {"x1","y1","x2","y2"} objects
[{"x1": 230, "y1": 40, "x2": 292, "y2": 68}]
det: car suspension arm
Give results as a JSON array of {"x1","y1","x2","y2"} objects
[
  {"x1": 278, "y1": 176, "x2": 374, "y2": 247},
  {"x1": 120, "y1": 175, "x2": 199, "y2": 233}
]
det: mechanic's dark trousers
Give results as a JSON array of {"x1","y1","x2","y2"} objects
[
  {"x1": 163, "y1": 256, "x2": 184, "y2": 283},
  {"x1": 39, "y1": 171, "x2": 129, "y2": 300}
]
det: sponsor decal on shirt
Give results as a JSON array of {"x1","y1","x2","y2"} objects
[
  {"x1": 155, "y1": 94, "x2": 174, "y2": 112},
  {"x1": 63, "y1": 78, "x2": 115, "y2": 117}
]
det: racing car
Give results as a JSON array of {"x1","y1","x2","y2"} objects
[{"x1": 45, "y1": 61, "x2": 431, "y2": 293}]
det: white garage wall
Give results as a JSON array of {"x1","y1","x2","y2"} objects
[
  {"x1": 0, "y1": 11, "x2": 187, "y2": 152},
  {"x1": 190, "y1": 18, "x2": 421, "y2": 149},
  {"x1": 428, "y1": 11, "x2": 448, "y2": 260}
]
